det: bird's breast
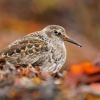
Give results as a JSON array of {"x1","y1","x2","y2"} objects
[
  {"x1": 42, "y1": 38, "x2": 67, "y2": 72},
  {"x1": 47, "y1": 38, "x2": 66, "y2": 65}
]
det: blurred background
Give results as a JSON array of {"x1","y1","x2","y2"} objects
[{"x1": 0, "y1": 0, "x2": 100, "y2": 70}]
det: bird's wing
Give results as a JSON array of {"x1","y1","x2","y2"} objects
[{"x1": 0, "y1": 33, "x2": 49, "y2": 65}]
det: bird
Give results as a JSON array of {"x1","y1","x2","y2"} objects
[{"x1": 0, "y1": 25, "x2": 82, "y2": 73}]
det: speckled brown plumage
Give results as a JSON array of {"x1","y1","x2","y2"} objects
[{"x1": 0, "y1": 25, "x2": 82, "y2": 73}]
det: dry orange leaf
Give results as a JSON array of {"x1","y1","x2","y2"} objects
[
  {"x1": 82, "y1": 62, "x2": 100, "y2": 74},
  {"x1": 70, "y1": 62, "x2": 100, "y2": 75},
  {"x1": 70, "y1": 64, "x2": 83, "y2": 75}
]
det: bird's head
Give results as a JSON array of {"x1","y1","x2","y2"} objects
[{"x1": 43, "y1": 25, "x2": 82, "y2": 47}]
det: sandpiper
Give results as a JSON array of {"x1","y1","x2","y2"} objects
[{"x1": 0, "y1": 25, "x2": 82, "y2": 73}]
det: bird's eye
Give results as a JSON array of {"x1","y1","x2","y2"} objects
[
  {"x1": 54, "y1": 30, "x2": 58, "y2": 34},
  {"x1": 54, "y1": 30, "x2": 61, "y2": 36},
  {"x1": 57, "y1": 32, "x2": 61, "y2": 36}
]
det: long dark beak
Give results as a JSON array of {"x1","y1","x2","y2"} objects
[{"x1": 64, "y1": 36, "x2": 82, "y2": 47}]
